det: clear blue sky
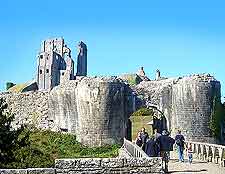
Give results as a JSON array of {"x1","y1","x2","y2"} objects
[{"x1": 1, "y1": 0, "x2": 225, "y2": 97}]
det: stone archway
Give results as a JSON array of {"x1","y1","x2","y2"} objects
[
  {"x1": 146, "y1": 104, "x2": 169, "y2": 133},
  {"x1": 129, "y1": 107, "x2": 154, "y2": 141}
]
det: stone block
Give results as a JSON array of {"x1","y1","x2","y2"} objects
[
  {"x1": 0, "y1": 169, "x2": 27, "y2": 174},
  {"x1": 27, "y1": 168, "x2": 55, "y2": 174},
  {"x1": 101, "y1": 158, "x2": 124, "y2": 168}
]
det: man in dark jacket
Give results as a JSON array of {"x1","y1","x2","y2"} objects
[
  {"x1": 145, "y1": 136, "x2": 159, "y2": 157},
  {"x1": 157, "y1": 130, "x2": 175, "y2": 172},
  {"x1": 175, "y1": 130, "x2": 185, "y2": 162},
  {"x1": 140, "y1": 127, "x2": 149, "y2": 151}
]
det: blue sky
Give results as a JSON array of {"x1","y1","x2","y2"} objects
[{"x1": 0, "y1": 0, "x2": 225, "y2": 97}]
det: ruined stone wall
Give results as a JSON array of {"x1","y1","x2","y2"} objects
[
  {"x1": 0, "y1": 91, "x2": 50, "y2": 129},
  {"x1": 49, "y1": 77, "x2": 130, "y2": 146},
  {"x1": 0, "y1": 74, "x2": 220, "y2": 145},
  {"x1": 134, "y1": 78, "x2": 174, "y2": 130},
  {"x1": 133, "y1": 74, "x2": 221, "y2": 143},
  {"x1": 0, "y1": 77, "x2": 132, "y2": 147},
  {"x1": 171, "y1": 76, "x2": 220, "y2": 142}
]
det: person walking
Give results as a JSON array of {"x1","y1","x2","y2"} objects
[
  {"x1": 135, "y1": 131, "x2": 142, "y2": 147},
  {"x1": 145, "y1": 136, "x2": 159, "y2": 157},
  {"x1": 154, "y1": 128, "x2": 161, "y2": 140},
  {"x1": 175, "y1": 130, "x2": 185, "y2": 162},
  {"x1": 186, "y1": 143, "x2": 193, "y2": 164},
  {"x1": 157, "y1": 130, "x2": 175, "y2": 172},
  {"x1": 140, "y1": 127, "x2": 149, "y2": 151}
]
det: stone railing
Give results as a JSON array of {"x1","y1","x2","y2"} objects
[
  {"x1": 186, "y1": 141, "x2": 225, "y2": 166},
  {"x1": 123, "y1": 138, "x2": 149, "y2": 158}
]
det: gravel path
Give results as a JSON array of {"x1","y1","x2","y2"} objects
[{"x1": 168, "y1": 159, "x2": 225, "y2": 174}]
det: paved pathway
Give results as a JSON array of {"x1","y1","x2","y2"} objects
[{"x1": 168, "y1": 158, "x2": 225, "y2": 174}]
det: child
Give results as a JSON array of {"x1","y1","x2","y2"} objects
[{"x1": 186, "y1": 143, "x2": 193, "y2": 164}]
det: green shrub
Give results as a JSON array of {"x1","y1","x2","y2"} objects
[
  {"x1": 131, "y1": 107, "x2": 154, "y2": 117},
  {"x1": 6, "y1": 82, "x2": 15, "y2": 90},
  {"x1": 0, "y1": 98, "x2": 29, "y2": 168},
  {"x1": 209, "y1": 96, "x2": 225, "y2": 139},
  {"x1": 4, "y1": 129, "x2": 120, "y2": 168}
]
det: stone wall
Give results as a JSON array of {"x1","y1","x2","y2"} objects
[
  {"x1": 55, "y1": 158, "x2": 163, "y2": 174},
  {"x1": 49, "y1": 77, "x2": 132, "y2": 146},
  {"x1": 171, "y1": 75, "x2": 220, "y2": 142},
  {"x1": 0, "y1": 74, "x2": 221, "y2": 145},
  {"x1": 0, "y1": 158, "x2": 163, "y2": 174},
  {"x1": 133, "y1": 74, "x2": 221, "y2": 142},
  {"x1": 0, "y1": 91, "x2": 50, "y2": 129}
]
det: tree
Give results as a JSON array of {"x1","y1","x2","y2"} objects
[
  {"x1": 0, "y1": 98, "x2": 29, "y2": 167},
  {"x1": 209, "y1": 96, "x2": 225, "y2": 139}
]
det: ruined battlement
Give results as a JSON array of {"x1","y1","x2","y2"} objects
[{"x1": 1, "y1": 73, "x2": 221, "y2": 145}]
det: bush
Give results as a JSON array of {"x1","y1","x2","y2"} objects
[
  {"x1": 0, "y1": 98, "x2": 29, "y2": 168},
  {"x1": 4, "y1": 129, "x2": 120, "y2": 168},
  {"x1": 209, "y1": 96, "x2": 225, "y2": 139},
  {"x1": 131, "y1": 107, "x2": 154, "y2": 117},
  {"x1": 6, "y1": 82, "x2": 15, "y2": 90}
]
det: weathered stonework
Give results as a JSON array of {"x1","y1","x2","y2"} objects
[
  {"x1": 49, "y1": 77, "x2": 131, "y2": 146},
  {"x1": 0, "y1": 157, "x2": 163, "y2": 174},
  {"x1": 55, "y1": 158, "x2": 163, "y2": 174},
  {"x1": 0, "y1": 74, "x2": 221, "y2": 145},
  {"x1": 0, "y1": 91, "x2": 49, "y2": 129},
  {"x1": 133, "y1": 74, "x2": 220, "y2": 142}
]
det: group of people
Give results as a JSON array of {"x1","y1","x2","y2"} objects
[{"x1": 135, "y1": 128, "x2": 193, "y2": 164}]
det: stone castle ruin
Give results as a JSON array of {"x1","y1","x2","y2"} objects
[
  {"x1": 0, "y1": 38, "x2": 221, "y2": 146},
  {"x1": 37, "y1": 38, "x2": 87, "y2": 90}
]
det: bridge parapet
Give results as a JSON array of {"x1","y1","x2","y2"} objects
[
  {"x1": 123, "y1": 138, "x2": 149, "y2": 158},
  {"x1": 186, "y1": 141, "x2": 225, "y2": 166}
]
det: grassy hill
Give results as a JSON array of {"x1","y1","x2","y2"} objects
[{"x1": 4, "y1": 130, "x2": 120, "y2": 168}]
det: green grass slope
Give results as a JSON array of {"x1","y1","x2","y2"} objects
[{"x1": 4, "y1": 130, "x2": 120, "y2": 168}]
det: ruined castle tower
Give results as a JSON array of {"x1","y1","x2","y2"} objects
[
  {"x1": 37, "y1": 38, "x2": 74, "y2": 90},
  {"x1": 76, "y1": 41, "x2": 87, "y2": 76}
]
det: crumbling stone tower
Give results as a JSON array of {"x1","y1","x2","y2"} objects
[
  {"x1": 37, "y1": 38, "x2": 74, "y2": 90},
  {"x1": 76, "y1": 41, "x2": 87, "y2": 76}
]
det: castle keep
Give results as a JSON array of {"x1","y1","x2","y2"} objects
[
  {"x1": 0, "y1": 38, "x2": 221, "y2": 146},
  {"x1": 37, "y1": 38, "x2": 87, "y2": 90}
]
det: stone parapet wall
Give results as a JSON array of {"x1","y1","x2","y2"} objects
[
  {"x1": 0, "y1": 168, "x2": 55, "y2": 174},
  {"x1": 0, "y1": 158, "x2": 163, "y2": 174},
  {"x1": 55, "y1": 158, "x2": 163, "y2": 174}
]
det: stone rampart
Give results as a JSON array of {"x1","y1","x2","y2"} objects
[
  {"x1": 134, "y1": 74, "x2": 221, "y2": 142},
  {"x1": 171, "y1": 76, "x2": 220, "y2": 142},
  {"x1": 0, "y1": 74, "x2": 221, "y2": 145},
  {"x1": 49, "y1": 77, "x2": 132, "y2": 146},
  {"x1": 0, "y1": 91, "x2": 50, "y2": 129}
]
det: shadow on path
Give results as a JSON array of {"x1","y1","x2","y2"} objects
[{"x1": 168, "y1": 169, "x2": 207, "y2": 173}]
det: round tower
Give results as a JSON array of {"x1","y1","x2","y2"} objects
[
  {"x1": 75, "y1": 77, "x2": 127, "y2": 147},
  {"x1": 171, "y1": 75, "x2": 221, "y2": 143}
]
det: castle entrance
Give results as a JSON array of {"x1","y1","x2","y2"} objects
[{"x1": 127, "y1": 105, "x2": 168, "y2": 141}]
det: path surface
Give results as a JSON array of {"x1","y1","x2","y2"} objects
[{"x1": 168, "y1": 158, "x2": 225, "y2": 174}]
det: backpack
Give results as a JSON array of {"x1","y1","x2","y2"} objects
[{"x1": 176, "y1": 139, "x2": 182, "y2": 146}]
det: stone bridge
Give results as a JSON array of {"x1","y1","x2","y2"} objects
[{"x1": 122, "y1": 138, "x2": 225, "y2": 173}]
